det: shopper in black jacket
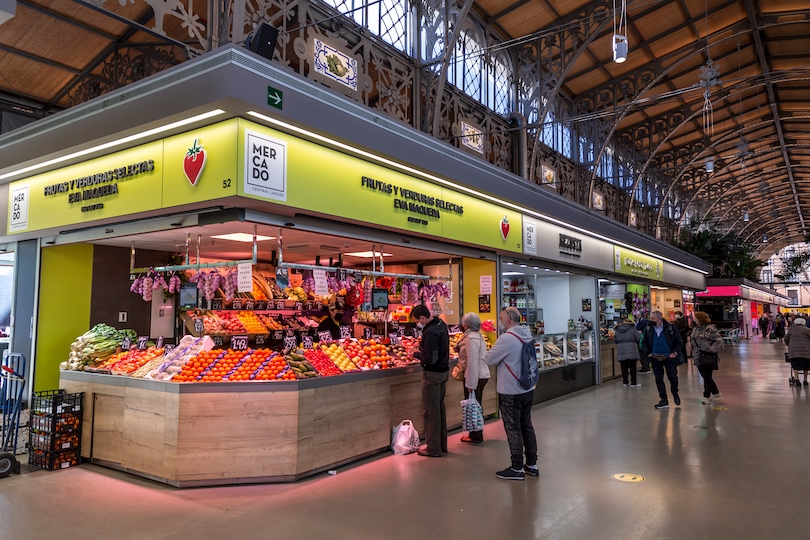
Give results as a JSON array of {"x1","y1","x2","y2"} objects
[
  {"x1": 641, "y1": 311, "x2": 684, "y2": 410},
  {"x1": 411, "y1": 304, "x2": 450, "y2": 457}
]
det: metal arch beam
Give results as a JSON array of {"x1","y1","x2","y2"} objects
[
  {"x1": 741, "y1": 201, "x2": 800, "y2": 242},
  {"x1": 743, "y1": 0, "x2": 806, "y2": 236},
  {"x1": 486, "y1": 0, "x2": 532, "y2": 24},
  {"x1": 654, "y1": 104, "x2": 777, "y2": 232},
  {"x1": 755, "y1": 234, "x2": 805, "y2": 259},
  {"x1": 700, "y1": 164, "x2": 792, "y2": 226},
  {"x1": 46, "y1": 10, "x2": 160, "y2": 110},
  {"x1": 430, "y1": 0, "x2": 477, "y2": 138},
  {"x1": 587, "y1": 27, "x2": 753, "y2": 215},
  {"x1": 525, "y1": 0, "x2": 613, "y2": 182},
  {"x1": 587, "y1": 10, "x2": 810, "y2": 216},
  {"x1": 667, "y1": 118, "x2": 778, "y2": 231}
]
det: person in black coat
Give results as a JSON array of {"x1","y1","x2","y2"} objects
[{"x1": 641, "y1": 311, "x2": 685, "y2": 410}]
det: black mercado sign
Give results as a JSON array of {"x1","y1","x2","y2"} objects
[{"x1": 559, "y1": 233, "x2": 583, "y2": 258}]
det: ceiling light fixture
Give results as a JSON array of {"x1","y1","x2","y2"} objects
[
  {"x1": 345, "y1": 251, "x2": 393, "y2": 258},
  {"x1": 612, "y1": 0, "x2": 628, "y2": 63},
  {"x1": 743, "y1": 211, "x2": 749, "y2": 222},
  {"x1": 705, "y1": 157, "x2": 714, "y2": 173},
  {"x1": 211, "y1": 233, "x2": 274, "y2": 242},
  {"x1": 0, "y1": 109, "x2": 227, "y2": 182},
  {"x1": 502, "y1": 272, "x2": 525, "y2": 276}
]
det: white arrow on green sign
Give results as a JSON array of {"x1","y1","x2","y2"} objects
[{"x1": 267, "y1": 86, "x2": 283, "y2": 109}]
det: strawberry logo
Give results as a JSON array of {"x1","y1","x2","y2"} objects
[
  {"x1": 500, "y1": 215, "x2": 510, "y2": 240},
  {"x1": 183, "y1": 138, "x2": 207, "y2": 186}
]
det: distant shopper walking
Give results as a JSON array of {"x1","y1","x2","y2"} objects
[
  {"x1": 455, "y1": 312, "x2": 490, "y2": 443},
  {"x1": 636, "y1": 314, "x2": 652, "y2": 373},
  {"x1": 774, "y1": 314, "x2": 786, "y2": 343},
  {"x1": 760, "y1": 314, "x2": 770, "y2": 338},
  {"x1": 691, "y1": 312, "x2": 723, "y2": 404},
  {"x1": 485, "y1": 307, "x2": 537, "y2": 481},
  {"x1": 785, "y1": 317, "x2": 810, "y2": 387},
  {"x1": 614, "y1": 318, "x2": 641, "y2": 387}
]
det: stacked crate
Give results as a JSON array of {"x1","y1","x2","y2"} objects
[{"x1": 28, "y1": 390, "x2": 84, "y2": 470}]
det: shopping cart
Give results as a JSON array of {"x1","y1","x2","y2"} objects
[{"x1": 1, "y1": 352, "x2": 26, "y2": 478}]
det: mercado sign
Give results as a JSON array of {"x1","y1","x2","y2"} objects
[
  {"x1": 614, "y1": 246, "x2": 664, "y2": 280},
  {"x1": 6, "y1": 119, "x2": 521, "y2": 253}
]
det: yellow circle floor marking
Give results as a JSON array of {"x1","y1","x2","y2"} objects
[
  {"x1": 711, "y1": 406, "x2": 729, "y2": 410},
  {"x1": 612, "y1": 473, "x2": 645, "y2": 483}
]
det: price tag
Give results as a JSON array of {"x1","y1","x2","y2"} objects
[
  {"x1": 305, "y1": 301, "x2": 314, "y2": 310},
  {"x1": 337, "y1": 268, "x2": 348, "y2": 282},
  {"x1": 286, "y1": 329, "x2": 296, "y2": 337},
  {"x1": 193, "y1": 318, "x2": 204, "y2": 333},
  {"x1": 135, "y1": 336, "x2": 146, "y2": 350},
  {"x1": 315, "y1": 301, "x2": 323, "y2": 310},
  {"x1": 339, "y1": 325, "x2": 352, "y2": 339},
  {"x1": 275, "y1": 300, "x2": 286, "y2": 310},
  {"x1": 232, "y1": 299, "x2": 243, "y2": 310},
  {"x1": 121, "y1": 337, "x2": 132, "y2": 350},
  {"x1": 399, "y1": 327, "x2": 405, "y2": 338},
  {"x1": 283, "y1": 336, "x2": 297, "y2": 350},
  {"x1": 449, "y1": 325, "x2": 461, "y2": 334},
  {"x1": 156, "y1": 336, "x2": 164, "y2": 348},
  {"x1": 255, "y1": 301, "x2": 267, "y2": 311},
  {"x1": 213, "y1": 335, "x2": 224, "y2": 347},
  {"x1": 211, "y1": 299, "x2": 223, "y2": 310},
  {"x1": 302, "y1": 335, "x2": 314, "y2": 349},
  {"x1": 230, "y1": 335, "x2": 249, "y2": 350},
  {"x1": 318, "y1": 331, "x2": 333, "y2": 342},
  {"x1": 273, "y1": 331, "x2": 284, "y2": 340},
  {"x1": 165, "y1": 344, "x2": 176, "y2": 353},
  {"x1": 363, "y1": 327, "x2": 373, "y2": 340},
  {"x1": 255, "y1": 334, "x2": 266, "y2": 345},
  {"x1": 294, "y1": 301, "x2": 303, "y2": 311},
  {"x1": 245, "y1": 300, "x2": 255, "y2": 311},
  {"x1": 388, "y1": 333, "x2": 399, "y2": 345}
]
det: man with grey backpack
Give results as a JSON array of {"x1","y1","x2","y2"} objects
[{"x1": 485, "y1": 307, "x2": 538, "y2": 480}]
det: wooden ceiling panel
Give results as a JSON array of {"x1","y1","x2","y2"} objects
[
  {"x1": 646, "y1": 27, "x2": 697, "y2": 58},
  {"x1": 634, "y1": 2, "x2": 687, "y2": 40},
  {"x1": 0, "y1": 54, "x2": 75, "y2": 100},
  {"x1": 497, "y1": 3, "x2": 559, "y2": 39}
]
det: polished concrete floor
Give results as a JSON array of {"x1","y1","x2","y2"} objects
[{"x1": 1, "y1": 336, "x2": 807, "y2": 539}]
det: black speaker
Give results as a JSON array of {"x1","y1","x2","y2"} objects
[{"x1": 246, "y1": 23, "x2": 279, "y2": 60}]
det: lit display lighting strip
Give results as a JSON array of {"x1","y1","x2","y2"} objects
[
  {"x1": 0, "y1": 109, "x2": 227, "y2": 182},
  {"x1": 246, "y1": 111, "x2": 709, "y2": 276}
]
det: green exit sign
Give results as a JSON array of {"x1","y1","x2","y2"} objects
[{"x1": 267, "y1": 86, "x2": 283, "y2": 109}]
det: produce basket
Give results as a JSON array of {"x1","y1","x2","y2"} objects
[
  {"x1": 29, "y1": 448, "x2": 81, "y2": 471},
  {"x1": 30, "y1": 412, "x2": 81, "y2": 434},
  {"x1": 31, "y1": 431, "x2": 80, "y2": 452}
]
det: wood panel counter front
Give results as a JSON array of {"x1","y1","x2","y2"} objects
[{"x1": 59, "y1": 367, "x2": 497, "y2": 487}]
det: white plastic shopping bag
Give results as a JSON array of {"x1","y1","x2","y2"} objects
[
  {"x1": 391, "y1": 420, "x2": 420, "y2": 455},
  {"x1": 461, "y1": 391, "x2": 484, "y2": 432}
]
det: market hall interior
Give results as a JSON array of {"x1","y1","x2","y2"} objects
[{"x1": 1, "y1": 337, "x2": 804, "y2": 540}]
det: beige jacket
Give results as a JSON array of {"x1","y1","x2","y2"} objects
[{"x1": 457, "y1": 330, "x2": 491, "y2": 390}]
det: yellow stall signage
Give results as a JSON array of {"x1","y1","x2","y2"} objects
[
  {"x1": 614, "y1": 246, "x2": 664, "y2": 280},
  {"x1": 7, "y1": 118, "x2": 522, "y2": 254}
]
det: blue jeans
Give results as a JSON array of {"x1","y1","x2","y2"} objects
[{"x1": 650, "y1": 355, "x2": 679, "y2": 401}]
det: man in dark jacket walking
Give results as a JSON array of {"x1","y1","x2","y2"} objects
[
  {"x1": 641, "y1": 310, "x2": 684, "y2": 410},
  {"x1": 636, "y1": 314, "x2": 652, "y2": 373},
  {"x1": 411, "y1": 304, "x2": 450, "y2": 457}
]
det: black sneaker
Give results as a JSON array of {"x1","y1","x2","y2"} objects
[
  {"x1": 639, "y1": 369, "x2": 651, "y2": 373},
  {"x1": 654, "y1": 401, "x2": 669, "y2": 410},
  {"x1": 673, "y1": 394, "x2": 681, "y2": 406},
  {"x1": 524, "y1": 464, "x2": 539, "y2": 477},
  {"x1": 496, "y1": 467, "x2": 525, "y2": 480},
  {"x1": 622, "y1": 382, "x2": 629, "y2": 387}
]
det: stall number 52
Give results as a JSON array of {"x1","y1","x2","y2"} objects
[{"x1": 223, "y1": 178, "x2": 232, "y2": 188}]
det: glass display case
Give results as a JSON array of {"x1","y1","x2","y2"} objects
[
  {"x1": 539, "y1": 333, "x2": 566, "y2": 370},
  {"x1": 565, "y1": 330, "x2": 594, "y2": 364}
]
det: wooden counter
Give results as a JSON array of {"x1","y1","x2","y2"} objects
[{"x1": 59, "y1": 367, "x2": 497, "y2": 487}]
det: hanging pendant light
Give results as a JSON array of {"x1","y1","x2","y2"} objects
[
  {"x1": 705, "y1": 157, "x2": 714, "y2": 173},
  {"x1": 743, "y1": 211, "x2": 749, "y2": 222},
  {"x1": 613, "y1": 0, "x2": 628, "y2": 63}
]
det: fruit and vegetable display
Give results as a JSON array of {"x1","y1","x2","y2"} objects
[
  {"x1": 61, "y1": 324, "x2": 137, "y2": 371},
  {"x1": 285, "y1": 353, "x2": 319, "y2": 379},
  {"x1": 99, "y1": 347, "x2": 165, "y2": 375},
  {"x1": 302, "y1": 349, "x2": 344, "y2": 376},
  {"x1": 319, "y1": 342, "x2": 359, "y2": 372}
]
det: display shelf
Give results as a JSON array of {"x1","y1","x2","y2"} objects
[
  {"x1": 503, "y1": 291, "x2": 534, "y2": 295},
  {"x1": 566, "y1": 330, "x2": 595, "y2": 364}
]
